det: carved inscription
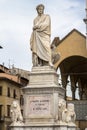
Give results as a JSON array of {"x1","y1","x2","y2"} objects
[{"x1": 28, "y1": 95, "x2": 51, "y2": 116}]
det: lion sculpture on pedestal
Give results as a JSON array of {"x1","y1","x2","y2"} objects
[
  {"x1": 65, "y1": 103, "x2": 76, "y2": 124},
  {"x1": 58, "y1": 99, "x2": 76, "y2": 125},
  {"x1": 10, "y1": 100, "x2": 24, "y2": 126}
]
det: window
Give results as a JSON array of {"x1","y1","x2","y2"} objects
[
  {"x1": 7, "y1": 87, "x2": 10, "y2": 97},
  {"x1": 20, "y1": 95, "x2": 24, "y2": 106},
  {"x1": 13, "y1": 89, "x2": 16, "y2": 98},
  {"x1": 0, "y1": 105, "x2": 2, "y2": 118},
  {"x1": 7, "y1": 105, "x2": 10, "y2": 117},
  {"x1": 0, "y1": 86, "x2": 2, "y2": 95}
]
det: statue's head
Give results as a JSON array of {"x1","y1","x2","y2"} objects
[
  {"x1": 67, "y1": 103, "x2": 74, "y2": 112},
  {"x1": 59, "y1": 99, "x2": 66, "y2": 109},
  {"x1": 12, "y1": 101, "x2": 18, "y2": 108},
  {"x1": 36, "y1": 4, "x2": 45, "y2": 15}
]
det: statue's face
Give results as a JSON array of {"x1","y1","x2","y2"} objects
[{"x1": 37, "y1": 6, "x2": 44, "y2": 15}]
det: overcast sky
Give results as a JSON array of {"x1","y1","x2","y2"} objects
[{"x1": 0, "y1": 0, "x2": 86, "y2": 71}]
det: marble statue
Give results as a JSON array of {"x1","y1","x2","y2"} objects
[
  {"x1": 65, "y1": 103, "x2": 76, "y2": 124},
  {"x1": 10, "y1": 100, "x2": 24, "y2": 126},
  {"x1": 30, "y1": 4, "x2": 52, "y2": 66},
  {"x1": 58, "y1": 98, "x2": 67, "y2": 122},
  {"x1": 58, "y1": 99, "x2": 76, "y2": 125}
]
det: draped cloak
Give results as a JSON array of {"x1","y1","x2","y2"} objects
[{"x1": 30, "y1": 14, "x2": 51, "y2": 63}]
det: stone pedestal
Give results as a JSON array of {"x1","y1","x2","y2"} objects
[
  {"x1": 9, "y1": 124, "x2": 77, "y2": 130},
  {"x1": 9, "y1": 66, "x2": 77, "y2": 130},
  {"x1": 23, "y1": 66, "x2": 65, "y2": 125}
]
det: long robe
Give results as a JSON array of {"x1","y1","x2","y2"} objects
[{"x1": 30, "y1": 14, "x2": 51, "y2": 63}]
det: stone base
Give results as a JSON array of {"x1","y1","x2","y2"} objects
[
  {"x1": 23, "y1": 66, "x2": 65, "y2": 125},
  {"x1": 9, "y1": 124, "x2": 77, "y2": 130},
  {"x1": 9, "y1": 66, "x2": 77, "y2": 130}
]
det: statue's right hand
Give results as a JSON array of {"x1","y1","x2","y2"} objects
[{"x1": 33, "y1": 26, "x2": 40, "y2": 30}]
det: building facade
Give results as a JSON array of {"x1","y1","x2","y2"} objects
[
  {"x1": 0, "y1": 65, "x2": 29, "y2": 130},
  {"x1": 52, "y1": 29, "x2": 87, "y2": 130}
]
